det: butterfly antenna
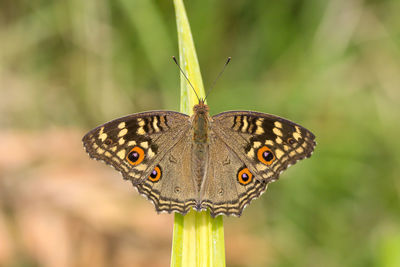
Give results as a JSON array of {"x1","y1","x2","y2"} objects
[
  {"x1": 172, "y1": 56, "x2": 200, "y2": 102},
  {"x1": 204, "y1": 57, "x2": 231, "y2": 101}
]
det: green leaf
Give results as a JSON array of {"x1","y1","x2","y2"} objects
[{"x1": 170, "y1": 1, "x2": 225, "y2": 267}]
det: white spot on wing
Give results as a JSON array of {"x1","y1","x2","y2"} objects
[
  {"x1": 137, "y1": 118, "x2": 145, "y2": 126},
  {"x1": 148, "y1": 148, "x2": 155, "y2": 158},
  {"x1": 274, "y1": 121, "x2": 282, "y2": 128},
  {"x1": 128, "y1": 141, "x2": 137, "y2": 146},
  {"x1": 135, "y1": 164, "x2": 147, "y2": 171},
  {"x1": 293, "y1": 132, "x2": 301, "y2": 141},
  {"x1": 117, "y1": 149, "x2": 126, "y2": 159},
  {"x1": 118, "y1": 122, "x2": 126, "y2": 129},
  {"x1": 255, "y1": 127, "x2": 264, "y2": 134},
  {"x1": 247, "y1": 148, "x2": 255, "y2": 158},
  {"x1": 99, "y1": 133, "x2": 107, "y2": 142},
  {"x1": 118, "y1": 128, "x2": 128, "y2": 137},
  {"x1": 140, "y1": 141, "x2": 149, "y2": 149},
  {"x1": 256, "y1": 163, "x2": 268, "y2": 171},
  {"x1": 152, "y1": 117, "x2": 160, "y2": 132},
  {"x1": 137, "y1": 128, "x2": 145, "y2": 135},
  {"x1": 273, "y1": 127, "x2": 283, "y2": 137},
  {"x1": 265, "y1": 140, "x2": 274, "y2": 146},
  {"x1": 242, "y1": 116, "x2": 248, "y2": 132},
  {"x1": 253, "y1": 141, "x2": 262, "y2": 148},
  {"x1": 255, "y1": 119, "x2": 264, "y2": 134},
  {"x1": 275, "y1": 148, "x2": 284, "y2": 159}
]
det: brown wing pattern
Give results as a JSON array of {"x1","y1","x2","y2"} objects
[
  {"x1": 205, "y1": 111, "x2": 316, "y2": 216},
  {"x1": 82, "y1": 111, "x2": 195, "y2": 213},
  {"x1": 212, "y1": 111, "x2": 316, "y2": 181},
  {"x1": 83, "y1": 109, "x2": 316, "y2": 217},
  {"x1": 200, "y1": 132, "x2": 269, "y2": 217},
  {"x1": 134, "y1": 133, "x2": 198, "y2": 215}
]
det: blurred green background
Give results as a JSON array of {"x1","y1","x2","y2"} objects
[{"x1": 1, "y1": 0, "x2": 400, "y2": 266}]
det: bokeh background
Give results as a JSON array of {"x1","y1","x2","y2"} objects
[{"x1": 1, "y1": 0, "x2": 400, "y2": 266}]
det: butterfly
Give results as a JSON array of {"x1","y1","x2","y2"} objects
[{"x1": 82, "y1": 98, "x2": 316, "y2": 217}]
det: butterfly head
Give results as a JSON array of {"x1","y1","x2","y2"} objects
[{"x1": 193, "y1": 99, "x2": 209, "y2": 115}]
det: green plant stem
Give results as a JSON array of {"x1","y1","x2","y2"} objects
[{"x1": 170, "y1": 0, "x2": 225, "y2": 267}]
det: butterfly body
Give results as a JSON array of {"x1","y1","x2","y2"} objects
[
  {"x1": 191, "y1": 101, "x2": 210, "y2": 193},
  {"x1": 83, "y1": 101, "x2": 316, "y2": 217}
]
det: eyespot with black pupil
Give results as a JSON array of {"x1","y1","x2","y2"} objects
[
  {"x1": 257, "y1": 146, "x2": 275, "y2": 165},
  {"x1": 126, "y1": 146, "x2": 145, "y2": 165},
  {"x1": 148, "y1": 165, "x2": 162, "y2": 182},
  {"x1": 287, "y1": 137, "x2": 296, "y2": 145},
  {"x1": 237, "y1": 167, "x2": 253, "y2": 185}
]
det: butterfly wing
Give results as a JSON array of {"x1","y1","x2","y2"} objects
[
  {"x1": 82, "y1": 111, "x2": 197, "y2": 214},
  {"x1": 202, "y1": 111, "x2": 316, "y2": 216},
  {"x1": 200, "y1": 133, "x2": 269, "y2": 217},
  {"x1": 135, "y1": 133, "x2": 198, "y2": 215}
]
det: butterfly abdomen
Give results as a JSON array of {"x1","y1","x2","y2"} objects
[{"x1": 192, "y1": 143, "x2": 209, "y2": 192}]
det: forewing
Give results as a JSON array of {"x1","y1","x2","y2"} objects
[
  {"x1": 82, "y1": 111, "x2": 190, "y2": 185},
  {"x1": 212, "y1": 111, "x2": 316, "y2": 183}
]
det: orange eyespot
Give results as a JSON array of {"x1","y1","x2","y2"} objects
[
  {"x1": 148, "y1": 166, "x2": 162, "y2": 182},
  {"x1": 237, "y1": 168, "x2": 253, "y2": 185},
  {"x1": 126, "y1": 146, "x2": 145, "y2": 165},
  {"x1": 257, "y1": 146, "x2": 275, "y2": 165}
]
